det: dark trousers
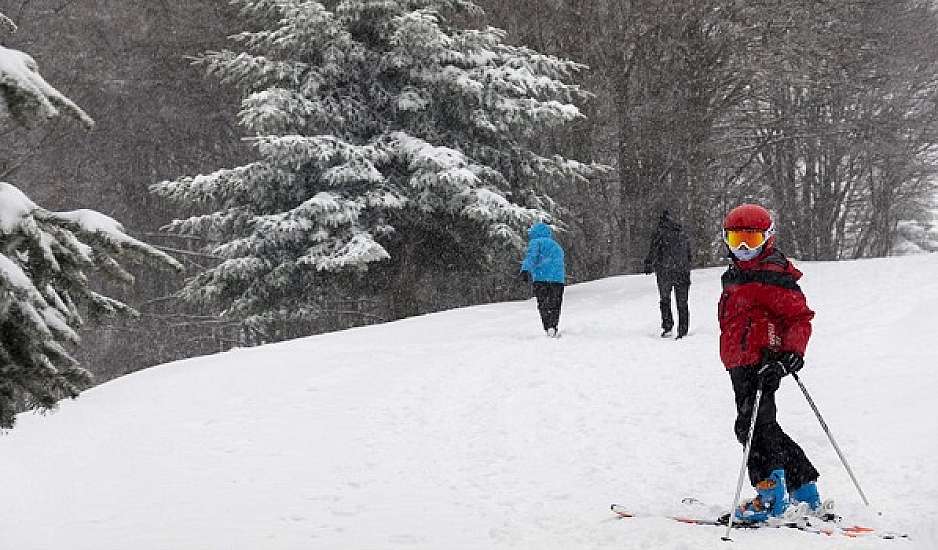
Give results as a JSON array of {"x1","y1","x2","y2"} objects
[
  {"x1": 730, "y1": 365, "x2": 819, "y2": 490},
  {"x1": 532, "y1": 282, "x2": 564, "y2": 331},
  {"x1": 656, "y1": 271, "x2": 689, "y2": 335}
]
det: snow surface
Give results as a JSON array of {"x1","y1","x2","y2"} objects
[{"x1": 1, "y1": 254, "x2": 937, "y2": 550}]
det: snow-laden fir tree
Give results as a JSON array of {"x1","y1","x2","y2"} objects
[
  {"x1": 0, "y1": 22, "x2": 182, "y2": 428},
  {"x1": 152, "y1": 0, "x2": 598, "y2": 326}
]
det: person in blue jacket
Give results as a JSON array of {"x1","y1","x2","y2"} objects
[{"x1": 519, "y1": 222, "x2": 566, "y2": 337}]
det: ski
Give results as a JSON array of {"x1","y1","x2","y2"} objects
[
  {"x1": 610, "y1": 503, "x2": 910, "y2": 540},
  {"x1": 682, "y1": 497, "x2": 912, "y2": 541},
  {"x1": 610, "y1": 504, "x2": 730, "y2": 527}
]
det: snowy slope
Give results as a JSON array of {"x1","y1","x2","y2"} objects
[{"x1": 1, "y1": 254, "x2": 937, "y2": 550}]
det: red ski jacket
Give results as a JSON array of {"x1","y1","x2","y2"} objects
[{"x1": 718, "y1": 248, "x2": 814, "y2": 369}]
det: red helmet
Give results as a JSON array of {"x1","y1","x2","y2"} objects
[
  {"x1": 723, "y1": 203, "x2": 773, "y2": 231},
  {"x1": 723, "y1": 203, "x2": 776, "y2": 254}
]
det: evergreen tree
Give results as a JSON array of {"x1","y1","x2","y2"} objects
[
  {"x1": 0, "y1": 23, "x2": 182, "y2": 428},
  {"x1": 153, "y1": 0, "x2": 598, "y2": 326}
]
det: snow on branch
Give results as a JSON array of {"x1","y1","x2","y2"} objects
[
  {"x1": 298, "y1": 231, "x2": 389, "y2": 271},
  {"x1": 0, "y1": 12, "x2": 16, "y2": 35},
  {"x1": 250, "y1": 134, "x2": 389, "y2": 176},
  {"x1": 0, "y1": 45, "x2": 94, "y2": 129},
  {"x1": 0, "y1": 253, "x2": 33, "y2": 294},
  {"x1": 44, "y1": 209, "x2": 184, "y2": 271},
  {"x1": 0, "y1": 180, "x2": 37, "y2": 233},
  {"x1": 1, "y1": 183, "x2": 183, "y2": 282},
  {"x1": 195, "y1": 50, "x2": 308, "y2": 90},
  {"x1": 152, "y1": 162, "x2": 286, "y2": 207}
]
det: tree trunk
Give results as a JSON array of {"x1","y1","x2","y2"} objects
[{"x1": 387, "y1": 240, "x2": 422, "y2": 320}]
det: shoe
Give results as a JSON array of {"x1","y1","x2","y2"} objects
[
  {"x1": 735, "y1": 469, "x2": 789, "y2": 523},
  {"x1": 660, "y1": 329, "x2": 673, "y2": 338},
  {"x1": 546, "y1": 327, "x2": 559, "y2": 338},
  {"x1": 675, "y1": 332, "x2": 687, "y2": 339},
  {"x1": 790, "y1": 482, "x2": 821, "y2": 511}
]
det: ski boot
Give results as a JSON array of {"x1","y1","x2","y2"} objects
[
  {"x1": 735, "y1": 469, "x2": 789, "y2": 524},
  {"x1": 790, "y1": 481, "x2": 839, "y2": 521},
  {"x1": 790, "y1": 482, "x2": 821, "y2": 510}
]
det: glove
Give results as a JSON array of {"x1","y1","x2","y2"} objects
[
  {"x1": 756, "y1": 361, "x2": 784, "y2": 392},
  {"x1": 519, "y1": 270, "x2": 531, "y2": 283},
  {"x1": 756, "y1": 351, "x2": 804, "y2": 391},
  {"x1": 776, "y1": 351, "x2": 804, "y2": 375}
]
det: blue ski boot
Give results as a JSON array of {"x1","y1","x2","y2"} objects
[
  {"x1": 735, "y1": 469, "x2": 789, "y2": 523},
  {"x1": 790, "y1": 481, "x2": 821, "y2": 511},
  {"x1": 791, "y1": 481, "x2": 839, "y2": 521}
]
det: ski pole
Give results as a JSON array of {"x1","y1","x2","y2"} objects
[
  {"x1": 791, "y1": 371, "x2": 871, "y2": 507},
  {"x1": 722, "y1": 381, "x2": 763, "y2": 541}
]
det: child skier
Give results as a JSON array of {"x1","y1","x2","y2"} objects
[
  {"x1": 520, "y1": 222, "x2": 566, "y2": 337},
  {"x1": 718, "y1": 203, "x2": 822, "y2": 523}
]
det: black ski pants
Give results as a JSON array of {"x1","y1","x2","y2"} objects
[
  {"x1": 532, "y1": 282, "x2": 564, "y2": 331},
  {"x1": 730, "y1": 365, "x2": 819, "y2": 490},
  {"x1": 656, "y1": 271, "x2": 689, "y2": 335}
]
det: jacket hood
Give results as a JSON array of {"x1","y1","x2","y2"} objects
[{"x1": 528, "y1": 222, "x2": 554, "y2": 240}]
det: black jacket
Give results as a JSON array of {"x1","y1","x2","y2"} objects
[{"x1": 644, "y1": 216, "x2": 692, "y2": 274}]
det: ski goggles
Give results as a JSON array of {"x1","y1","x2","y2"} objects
[{"x1": 723, "y1": 227, "x2": 773, "y2": 250}]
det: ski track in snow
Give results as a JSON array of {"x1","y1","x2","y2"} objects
[{"x1": 1, "y1": 255, "x2": 936, "y2": 549}]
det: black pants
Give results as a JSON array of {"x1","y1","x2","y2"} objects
[
  {"x1": 730, "y1": 365, "x2": 819, "y2": 490},
  {"x1": 656, "y1": 271, "x2": 689, "y2": 335},
  {"x1": 532, "y1": 282, "x2": 564, "y2": 331}
]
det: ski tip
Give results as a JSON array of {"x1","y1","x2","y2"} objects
[{"x1": 609, "y1": 504, "x2": 635, "y2": 519}]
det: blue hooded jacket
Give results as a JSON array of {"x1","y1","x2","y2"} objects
[{"x1": 521, "y1": 223, "x2": 566, "y2": 283}]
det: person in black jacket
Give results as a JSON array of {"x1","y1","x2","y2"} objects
[{"x1": 643, "y1": 210, "x2": 692, "y2": 338}]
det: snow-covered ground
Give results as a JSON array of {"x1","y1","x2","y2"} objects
[{"x1": 2, "y1": 254, "x2": 936, "y2": 550}]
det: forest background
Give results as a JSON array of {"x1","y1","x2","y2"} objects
[{"x1": 3, "y1": 0, "x2": 937, "y2": 387}]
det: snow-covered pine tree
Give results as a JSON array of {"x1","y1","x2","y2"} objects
[
  {"x1": 0, "y1": 24, "x2": 183, "y2": 428},
  {"x1": 152, "y1": 0, "x2": 597, "y2": 326}
]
